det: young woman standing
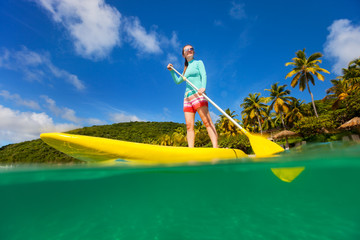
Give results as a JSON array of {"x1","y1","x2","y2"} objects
[{"x1": 167, "y1": 45, "x2": 218, "y2": 148}]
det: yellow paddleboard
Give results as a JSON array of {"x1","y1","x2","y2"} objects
[{"x1": 40, "y1": 133, "x2": 248, "y2": 164}]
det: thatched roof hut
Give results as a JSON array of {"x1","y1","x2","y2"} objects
[
  {"x1": 273, "y1": 130, "x2": 298, "y2": 139},
  {"x1": 338, "y1": 117, "x2": 360, "y2": 129}
]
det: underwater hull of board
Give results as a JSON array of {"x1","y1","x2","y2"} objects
[{"x1": 40, "y1": 133, "x2": 248, "y2": 164}]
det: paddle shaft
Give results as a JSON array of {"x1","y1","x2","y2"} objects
[{"x1": 170, "y1": 66, "x2": 250, "y2": 137}]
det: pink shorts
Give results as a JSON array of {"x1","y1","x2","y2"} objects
[{"x1": 183, "y1": 93, "x2": 208, "y2": 113}]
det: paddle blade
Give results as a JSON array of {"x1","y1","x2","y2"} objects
[
  {"x1": 248, "y1": 134, "x2": 284, "y2": 157},
  {"x1": 271, "y1": 167, "x2": 305, "y2": 183}
]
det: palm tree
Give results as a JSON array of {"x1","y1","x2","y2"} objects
[
  {"x1": 172, "y1": 127, "x2": 186, "y2": 146},
  {"x1": 194, "y1": 120, "x2": 206, "y2": 132},
  {"x1": 325, "y1": 78, "x2": 351, "y2": 109},
  {"x1": 193, "y1": 120, "x2": 212, "y2": 147},
  {"x1": 343, "y1": 58, "x2": 360, "y2": 87},
  {"x1": 265, "y1": 83, "x2": 293, "y2": 129},
  {"x1": 285, "y1": 49, "x2": 330, "y2": 117},
  {"x1": 285, "y1": 98, "x2": 304, "y2": 125},
  {"x1": 217, "y1": 109, "x2": 240, "y2": 136},
  {"x1": 159, "y1": 134, "x2": 173, "y2": 146},
  {"x1": 241, "y1": 93, "x2": 268, "y2": 134},
  {"x1": 262, "y1": 107, "x2": 276, "y2": 131},
  {"x1": 272, "y1": 114, "x2": 283, "y2": 129},
  {"x1": 242, "y1": 112, "x2": 257, "y2": 132},
  {"x1": 325, "y1": 58, "x2": 360, "y2": 109}
]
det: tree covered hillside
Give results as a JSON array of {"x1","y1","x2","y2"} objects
[{"x1": 0, "y1": 122, "x2": 185, "y2": 164}]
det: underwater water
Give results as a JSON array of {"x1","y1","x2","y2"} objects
[{"x1": 0, "y1": 142, "x2": 360, "y2": 240}]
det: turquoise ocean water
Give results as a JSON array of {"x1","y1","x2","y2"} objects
[{"x1": 1, "y1": 142, "x2": 360, "y2": 240}]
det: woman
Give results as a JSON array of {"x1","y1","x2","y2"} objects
[{"x1": 167, "y1": 45, "x2": 218, "y2": 148}]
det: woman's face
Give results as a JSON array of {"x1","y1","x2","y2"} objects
[{"x1": 183, "y1": 45, "x2": 194, "y2": 59}]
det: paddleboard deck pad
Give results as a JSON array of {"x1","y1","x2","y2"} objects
[{"x1": 40, "y1": 133, "x2": 248, "y2": 164}]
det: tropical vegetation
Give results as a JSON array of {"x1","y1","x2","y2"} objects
[
  {"x1": 241, "y1": 93, "x2": 268, "y2": 134},
  {"x1": 265, "y1": 83, "x2": 293, "y2": 129}
]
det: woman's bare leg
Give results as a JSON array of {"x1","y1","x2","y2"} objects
[
  {"x1": 197, "y1": 106, "x2": 218, "y2": 148},
  {"x1": 184, "y1": 111, "x2": 196, "y2": 147}
]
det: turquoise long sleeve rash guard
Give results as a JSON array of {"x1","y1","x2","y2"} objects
[{"x1": 170, "y1": 59, "x2": 207, "y2": 98}]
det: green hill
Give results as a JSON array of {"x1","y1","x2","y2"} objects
[{"x1": 0, "y1": 121, "x2": 185, "y2": 164}]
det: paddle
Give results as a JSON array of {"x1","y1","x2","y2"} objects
[{"x1": 170, "y1": 66, "x2": 284, "y2": 157}]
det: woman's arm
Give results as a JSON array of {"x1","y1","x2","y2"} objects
[
  {"x1": 167, "y1": 63, "x2": 184, "y2": 84},
  {"x1": 170, "y1": 70, "x2": 185, "y2": 84}
]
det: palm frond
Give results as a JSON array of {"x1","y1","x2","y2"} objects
[
  {"x1": 285, "y1": 69, "x2": 299, "y2": 79},
  {"x1": 348, "y1": 58, "x2": 360, "y2": 67},
  {"x1": 299, "y1": 75, "x2": 306, "y2": 91},
  {"x1": 296, "y1": 49, "x2": 306, "y2": 59},
  {"x1": 307, "y1": 52, "x2": 323, "y2": 62},
  {"x1": 314, "y1": 72, "x2": 325, "y2": 81},
  {"x1": 285, "y1": 62, "x2": 296, "y2": 66},
  {"x1": 291, "y1": 72, "x2": 301, "y2": 87},
  {"x1": 308, "y1": 73, "x2": 315, "y2": 85},
  {"x1": 317, "y1": 67, "x2": 330, "y2": 74}
]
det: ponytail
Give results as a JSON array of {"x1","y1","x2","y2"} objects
[
  {"x1": 184, "y1": 58, "x2": 189, "y2": 67},
  {"x1": 183, "y1": 58, "x2": 188, "y2": 74}
]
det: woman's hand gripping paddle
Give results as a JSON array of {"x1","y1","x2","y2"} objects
[{"x1": 170, "y1": 66, "x2": 284, "y2": 157}]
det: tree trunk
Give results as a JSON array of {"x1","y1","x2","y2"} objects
[
  {"x1": 280, "y1": 112, "x2": 286, "y2": 129},
  {"x1": 285, "y1": 136, "x2": 289, "y2": 149},
  {"x1": 256, "y1": 114, "x2": 263, "y2": 135},
  {"x1": 306, "y1": 78, "x2": 319, "y2": 118}
]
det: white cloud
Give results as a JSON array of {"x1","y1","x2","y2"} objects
[
  {"x1": 123, "y1": 17, "x2": 162, "y2": 54},
  {"x1": 0, "y1": 105, "x2": 79, "y2": 145},
  {"x1": 0, "y1": 90, "x2": 41, "y2": 110},
  {"x1": 0, "y1": 47, "x2": 85, "y2": 90},
  {"x1": 35, "y1": 0, "x2": 121, "y2": 60},
  {"x1": 35, "y1": 0, "x2": 180, "y2": 58},
  {"x1": 110, "y1": 112, "x2": 143, "y2": 123},
  {"x1": 41, "y1": 95, "x2": 105, "y2": 125},
  {"x1": 229, "y1": 2, "x2": 246, "y2": 20},
  {"x1": 48, "y1": 65, "x2": 85, "y2": 91},
  {"x1": 0, "y1": 91, "x2": 107, "y2": 140},
  {"x1": 61, "y1": 108, "x2": 81, "y2": 123},
  {"x1": 123, "y1": 20, "x2": 180, "y2": 56},
  {"x1": 324, "y1": 19, "x2": 360, "y2": 75},
  {"x1": 41, "y1": 95, "x2": 82, "y2": 123},
  {"x1": 160, "y1": 31, "x2": 180, "y2": 50},
  {"x1": 162, "y1": 32, "x2": 182, "y2": 67}
]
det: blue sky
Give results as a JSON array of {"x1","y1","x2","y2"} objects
[{"x1": 1, "y1": 0, "x2": 360, "y2": 146}]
